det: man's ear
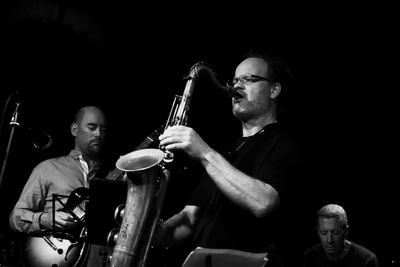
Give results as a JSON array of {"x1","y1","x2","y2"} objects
[
  {"x1": 71, "y1": 122, "x2": 78, "y2": 137},
  {"x1": 270, "y1": 83, "x2": 281, "y2": 100},
  {"x1": 344, "y1": 225, "x2": 350, "y2": 237}
]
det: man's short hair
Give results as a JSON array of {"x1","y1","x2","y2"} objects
[
  {"x1": 317, "y1": 204, "x2": 348, "y2": 228},
  {"x1": 243, "y1": 48, "x2": 295, "y2": 122}
]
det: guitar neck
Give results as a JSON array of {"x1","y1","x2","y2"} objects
[
  {"x1": 106, "y1": 168, "x2": 125, "y2": 181},
  {"x1": 106, "y1": 126, "x2": 162, "y2": 181}
]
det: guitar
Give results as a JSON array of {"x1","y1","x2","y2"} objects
[
  {"x1": 106, "y1": 125, "x2": 164, "y2": 181},
  {"x1": 20, "y1": 187, "x2": 90, "y2": 267}
]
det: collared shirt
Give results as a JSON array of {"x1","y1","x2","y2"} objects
[
  {"x1": 75, "y1": 153, "x2": 100, "y2": 187},
  {"x1": 9, "y1": 150, "x2": 100, "y2": 234}
]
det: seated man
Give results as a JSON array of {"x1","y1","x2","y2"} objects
[{"x1": 304, "y1": 204, "x2": 379, "y2": 267}]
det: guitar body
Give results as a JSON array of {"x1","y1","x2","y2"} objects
[
  {"x1": 20, "y1": 230, "x2": 89, "y2": 267},
  {"x1": 20, "y1": 187, "x2": 90, "y2": 267}
]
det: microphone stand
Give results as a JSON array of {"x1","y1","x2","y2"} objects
[{"x1": 0, "y1": 101, "x2": 20, "y2": 190}]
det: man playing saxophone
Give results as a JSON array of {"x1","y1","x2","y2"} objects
[{"x1": 156, "y1": 48, "x2": 308, "y2": 267}]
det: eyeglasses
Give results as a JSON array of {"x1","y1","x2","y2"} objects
[{"x1": 230, "y1": 73, "x2": 273, "y2": 86}]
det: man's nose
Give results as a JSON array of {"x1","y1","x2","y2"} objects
[
  {"x1": 93, "y1": 127, "x2": 101, "y2": 137},
  {"x1": 327, "y1": 233, "x2": 333, "y2": 243}
]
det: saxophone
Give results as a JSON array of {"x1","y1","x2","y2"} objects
[{"x1": 109, "y1": 62, "x2": 229, "y2": 267}]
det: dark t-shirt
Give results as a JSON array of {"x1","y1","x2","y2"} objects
[
  {"x1": 187, "y1": 123, "x2": 307, "y2": 253},
  {"x1": 304, "y1": 241, "x2": 379, "y2": 267}
]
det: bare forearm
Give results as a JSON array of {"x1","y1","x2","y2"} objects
[
  {"x1": 201, "y1": 149, "x2": 279, "y2": 217},
  {"x1": 158, "y1": 125, "x2": 279, "y2": 216}
]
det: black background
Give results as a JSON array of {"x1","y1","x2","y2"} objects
[{"x1": 0, "y1": 1, "x2": 398, "y2": 266}]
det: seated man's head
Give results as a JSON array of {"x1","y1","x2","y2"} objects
[{"x1": 316, "y1": 204, "x2": 349, "y2": 260}]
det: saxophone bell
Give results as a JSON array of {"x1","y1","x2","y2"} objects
[{"x1": 116, "y1": 148, "x2": 164, "y2": 173}]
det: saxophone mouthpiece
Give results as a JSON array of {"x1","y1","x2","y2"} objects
[{"x1": 224, "y1": 85, "x2": 243, "y2": 100}]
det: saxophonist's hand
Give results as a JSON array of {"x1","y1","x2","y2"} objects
[{"x1": 159, "y1": 125, "x2": 212, "y2": 161}]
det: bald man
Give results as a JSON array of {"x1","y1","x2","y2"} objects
[{"x1": 9, "y1": 106, "x2": 109, "y2": 267}]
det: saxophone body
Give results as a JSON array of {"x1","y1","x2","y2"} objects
[
  {"x1": 110, "y1": 149, "x2": 165, "y2": 267},
  {"x1": 109, "y1": 62, "x2": 226, "y2": 267}
]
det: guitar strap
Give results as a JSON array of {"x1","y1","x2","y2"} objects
[{"x1": 78, "y1": 155, "x2": 90, "y2": 186}]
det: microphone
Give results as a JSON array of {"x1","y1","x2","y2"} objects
[
  {"x1": 6, "y1": 91, "x2": 53, "y2": 150},
  {"x1": 29, "y1": 127, "x2": 53, "y2": 151},
  {"x1": 9, "y1": 101, "x2": 21, "y2": 127}
]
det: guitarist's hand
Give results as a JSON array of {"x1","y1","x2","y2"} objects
[{"x1": 39, "y1": 211, "x2": 78, "y2": 231}]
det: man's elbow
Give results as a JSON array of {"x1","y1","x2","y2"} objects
[
  {"x1": 253, "y1": 194, "x2": 280, "y2": 218},
  {"x1": 8, "y1": 211, "x2": 17, "y2": 231}
]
